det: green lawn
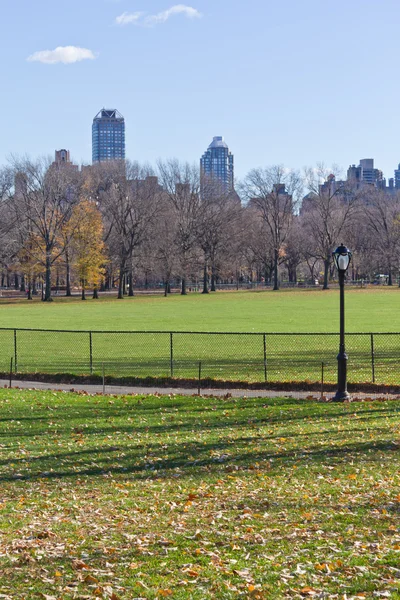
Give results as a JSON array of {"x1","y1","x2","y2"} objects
[
  {"x1": 0, "y1": 389, "x2": 399, "y2": 599},
  {"x1": 1, "y1": 288, "x2": 400, "y2": 384},
  {"x1": 0, "y1": 287, "x2": 399, "y2": 332}
]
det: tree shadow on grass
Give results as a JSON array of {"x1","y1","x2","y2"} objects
[
  {"x1": 0, "y1": 399, "x2": 394, "y2": 440},
  {"x1": 0, "y1": 436, "x2": 398, "y2": 483}
]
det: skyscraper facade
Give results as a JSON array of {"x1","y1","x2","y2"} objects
[
  {"x1": 92, "y1": 109, "x2": 125, "y2": 163},
  {"x1": 347, "y1": 158, "x2": 383, "y2": 187},
  {"x1": 394, "y1": 164, "x2": 400, "y2": 189},
  {"x1": 200, "y1": 136, "x2": 234, "y2": 193}
]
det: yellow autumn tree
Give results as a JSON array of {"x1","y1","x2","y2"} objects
[
  {"x1": 16, "y1": 231, "x2": 49, "y2": 299},
  {"x1": 69, "y1": 200, "x2": 107, "y2": 300}
]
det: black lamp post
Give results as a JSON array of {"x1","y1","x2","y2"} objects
[{"x1": 332, "y1": 244, "x2": 352, "y2": 402}]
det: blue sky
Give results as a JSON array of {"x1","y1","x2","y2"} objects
[{"x1": 1, "y1": 0, "x2": 400, "y2": 180}]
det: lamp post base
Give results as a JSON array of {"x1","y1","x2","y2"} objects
[
  {"x1": 334, "y1": 349, "x2": 350, "y2": 402},
  {"x1": 332, "y1": 390, "x2": 351, "y2": 402}
]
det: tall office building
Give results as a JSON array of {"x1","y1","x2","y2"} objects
[
  {"x1": 394, "y1": 164, "x2": 400, "y2": 189},
  {"x1": 347, "y1": 158, "x2": 383, "y2": 187},
  {"x1": 200, "y1": 136, "x2": 234, "y2": 193},
  {"x1": 92, "y1": 109, "x2": 125, "y2": 163}
]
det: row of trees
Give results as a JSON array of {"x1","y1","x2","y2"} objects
[{"x1": 0, "y1": 158, "x2": 399, "y2": 301}]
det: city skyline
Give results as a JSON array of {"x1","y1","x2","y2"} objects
[{"x1": 2, "y1": 1, "x2": 400, "y2": 179}]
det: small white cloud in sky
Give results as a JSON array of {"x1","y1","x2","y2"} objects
[
  {"x1": 115, "y1": 4, "x2": 202, "y2": 27},
  {"x1": 27, "y1": 46, "x2": 96, "y2": 65},
  {"x1": 146, "y1": 4, "x2": 202, "y2": 25},
  {"x1": 115, "y1": 11, "x2": 144, "y2": 25}
]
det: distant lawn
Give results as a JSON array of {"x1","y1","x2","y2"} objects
[
  {"x1": 0, "y1": 287, "x2": 399, "y2": 332},
  {"x1": 0, "y1": 389, "x2": 399, "y2": 599},
  {"x1": 1, "y1": 288, "x2": 400, "y2": 384}
]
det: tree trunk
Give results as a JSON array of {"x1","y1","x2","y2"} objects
[
  {"x1": 211, "y1": 263, "x2": 216, "y2": 292},
  {"x1": 181, "y1": 277, "x2": 187, "y2": 295},
  {"x1": 117, "y1": 263, "x2": 125, "y2": 299},
  {"x1": 273, "y1": 249, "x2": 279, "y2": 291},
  {"x1": 93, "y1": 286, "x2": 99, "y2": 299},
  {"x1": 65, "y1": 259, "x2": 71, "y2": 296},
  {"x1": 14, "y1": 273, "x2": 19, "y2": 290},
  {"x1": 202, "y1": 261, "x2": 209, "y2": 294},
  {"x1": 27, "y1": 280, "x2": 32, "y2": 300},
  {"x1": 388, "y1": 264, "x2": 393, "y2": 286},
  {"x1": 20, "y1": 275, "x2": 26, "y2": 292},
  {"x1": 128, "y1": 271, "x2": 134, "y2": 297},
  {"x1": 306, "y1": 259, "x2": 315, "y2": 281},
  {"x1": 81, "y1": 284, "x2": 86, "y2": 300},
  {"x1": 164, "y1": 280, "x2": 169, "y2": 297},
  {"x1": 323, "y1": 258, "x2": 330, "y2": 290},
  {"x1": 44, "y1": 250, "x2": 53, "y2": 301}
]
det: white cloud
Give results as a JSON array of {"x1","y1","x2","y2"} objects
[
  {"x1": 115, "y1": 11, "x2": 144, "y2": 25},
  {"x1": 115, "y1": 5, "x2": 202, "y2": 27},
  {"x1": 27, "y1": 46, "x2": 96, "y2": 65},
  {"x1": 146, "y1": 4, "x2": 202, "y2": 25}
]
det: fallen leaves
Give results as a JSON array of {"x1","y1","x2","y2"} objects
[{"x1": 0, "y1": 390, "x2": 400, "y2": 599}]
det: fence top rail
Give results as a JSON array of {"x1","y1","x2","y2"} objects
[{"x1": 1, "y1": 327, "x2": 400, "y2": 336}]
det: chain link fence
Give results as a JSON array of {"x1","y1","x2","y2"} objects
[{"x1": 0, "y1": 328, "x2": 399, "y2": 385}]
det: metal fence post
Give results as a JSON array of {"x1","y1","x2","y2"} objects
[
  {"x1": 170, "y1": 332, "x2": 174, "y2": 377},
  {"x1": 263, "y1": 333, "x2": 267, "y2": 383},
  {"x1": 370, "y1": 333, "x2": 375, "y2": 383},
  {"x1": 102, "y1": 362, "x2": 105, "y2": 395},
  {"x1": 198, "y1": 361, "x2": 202, "y2": 396},
  {"x1": 13, "y1": 329, "x2": 17, "y2": 373},
  {"x1": 89, "y1": 332, "x2": 93, "y2": 374},
  {"x1": 321, "y1": 362, "x2": 324, "y2": 399},
  {"x1": 9, "y1": 357, "x2": 13, "y2": 388}
]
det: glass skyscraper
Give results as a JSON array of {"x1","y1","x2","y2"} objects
[
  {"x1": 92, "y1": 109, "x2": 125, "y2": 163},
  {"x1": 200, "y1": 136, "x2": 234, "y2": 192}
]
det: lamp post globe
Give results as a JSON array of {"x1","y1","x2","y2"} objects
[
  {"x1": 333, "y1": 244, "x2": 352, "y2": 274},
  {"x1": 332, "y1": 244, "x2": 352, "y2": 402}
]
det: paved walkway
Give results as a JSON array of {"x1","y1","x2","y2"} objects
[{"x1": 1, "y1": 379, "x2": 399, "y2": 400}]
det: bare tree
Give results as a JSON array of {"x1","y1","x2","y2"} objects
[
  {"x1": 197, "y1": 177, "x2": 242, "y2": 293},
  {"x1": 362, "y1": 189, "x2": 400, "y2": 286},
  {"x1": 151, "y1": 198, "x2": 178, "y2": 296},
  {"x1": 157, "y1": 160, "x2": 201, "y2": 295},
  {"x1": 241, "y1": 203, "x2": 274, "y2": 285},
  {"x1": 0, "y1": 167, "x2": 16, "y2": 288},
  {"x1": 92, "y1": 161, "x2": 161, "y2": 299},
  {"x1": 282, "y1": 216, "x2": 303, "y2": 283},
  {"x1": 302, "y1": 165, "x2": 359, "y2": 289},
  {"x1": 242, "y1": 165, "x2": 302, "y2": 290}
]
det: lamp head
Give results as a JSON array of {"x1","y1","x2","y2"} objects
[{"x1": 333, "y1": 244, "x2": 352, "y2": 273}]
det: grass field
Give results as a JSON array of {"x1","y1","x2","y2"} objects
[
  {"x1": 0, "y1": 287, "x2": 400, "y2": 332},
  {"x1": 0, "y1": 389, "x2": 399, "y2": 599},
  {"x1": 1, "y1": 288, "x2": 400, "y2": 384}
]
